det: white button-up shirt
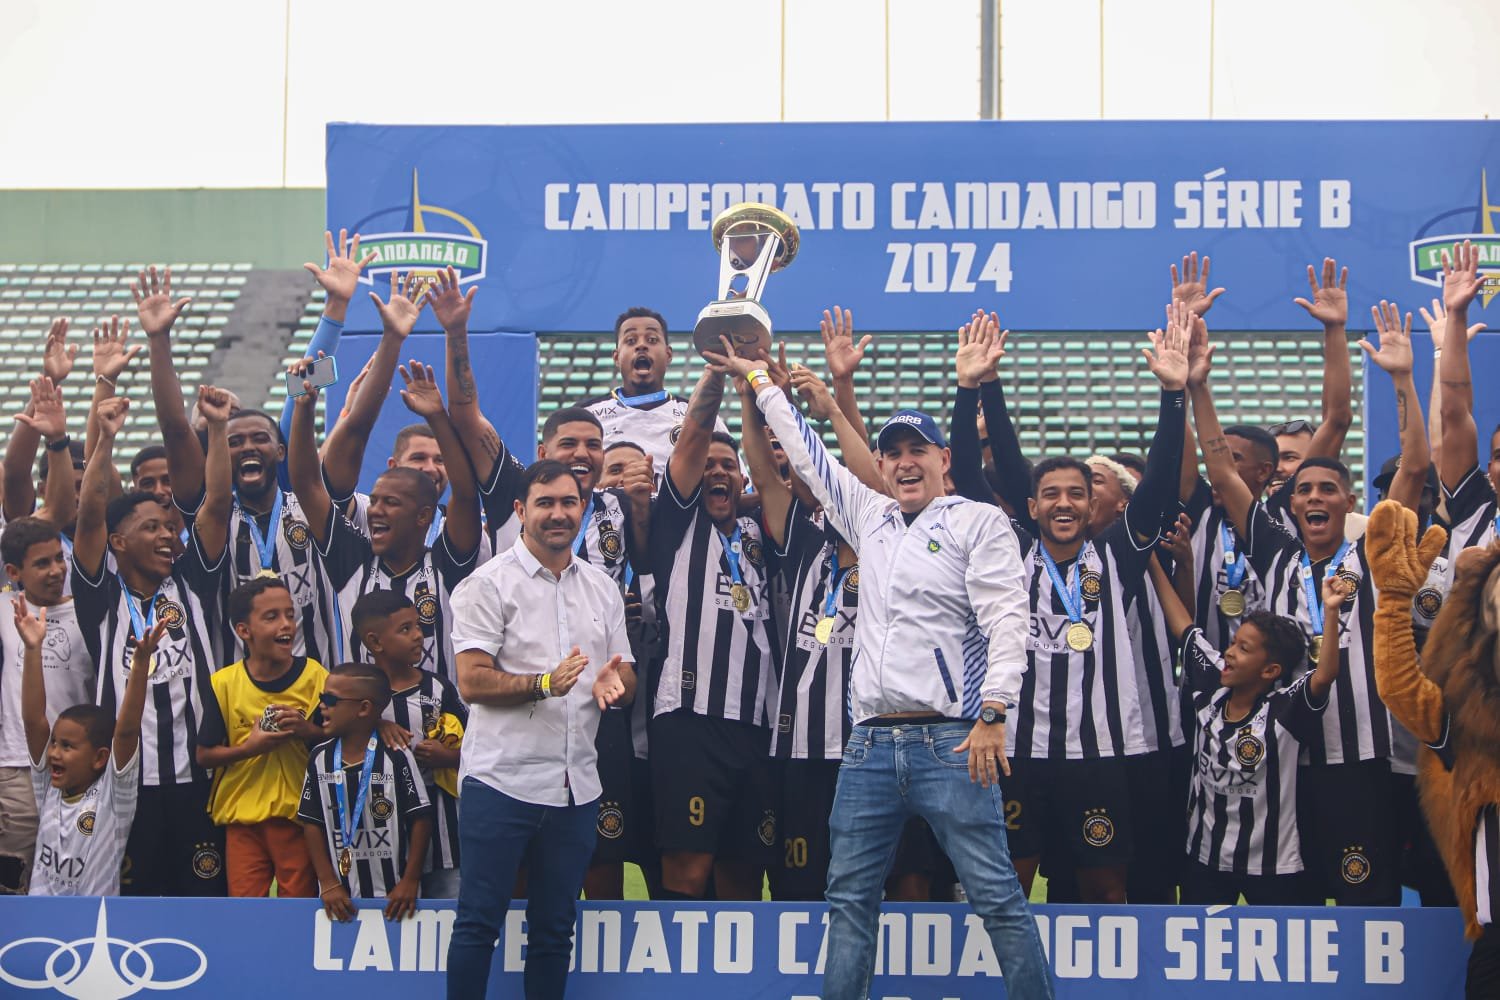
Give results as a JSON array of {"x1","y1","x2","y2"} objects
[{"x1": 449, "y1": 538, "x2": 632, "y2": 807}]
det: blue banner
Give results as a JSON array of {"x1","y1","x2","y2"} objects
[
  {"x1": 0, "y1": 898, "x2": 1467, "y2": 998},
  {"x1": 325, "y1": 121, "x2": 1500, "y2": 336}
]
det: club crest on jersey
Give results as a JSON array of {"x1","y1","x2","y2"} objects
[
  {"x1": 1080, "y1": 570, "x2": 1103, "y2": 603},
  {"x1": 670, "y1": 424, "x2": 683, "y2": 445},
  {"x1": 744, "y1": 536, "x2": 764, "y2": 567},
  {"x1": 77, "y1": 811, "x2": 96, "y2": 836},
  {"x1": 370, "y1": 789, "x2": 395, "y2": 822},
  {"x1": 284, "y1": 518, "x2": 312, "y2": 550},
  {"x1": 415, "y1": 592, "x2": 440, "y2": 626},
  {"x1": 681, "y1": 670, "x2": 695, "y2": 690},
  {"x1": 757, "y1": 810, "x2": 777, "y2": 847},
  {"x1": 1335, "y1": 568, "x2": 1361, "y2": 598},
  {"x1": 843, "y1": 567, "x2": 859, "y2": 595},
  {"x1": 1341, "y1": 846, "x2": 1371, "y2": 885},
  {"x1": 1234, "y1": 732, "x2": 1266, "y2": 769},
  {"x1": 191, "y1": 843, "x2": 223, "y2": 880},
  {"x1": 599, "y1": 523, "x2": 624, "y2": 561},
  {"x1": 154, "y1": 597, "x2": 185, "y2": 630},
  {"x1": 597, "y1": 802, "x2": 625, "y2": 840},
  {"x1": 1082, "y1": 809, "x2": 1114, "y2": 847},
  {"x1": 1415, "y1": 587, "x2": 1443, "y2": 620},
  {"x1": 927, "y1": 539, "x2": 941, "y2": 553}
]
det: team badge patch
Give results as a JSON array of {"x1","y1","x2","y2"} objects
[
  {"x1": 599, "y1": 523, "x2": 624, "y2": 561},
  {"x1": 1234, "y1": 732, "x2": 1266, "y2": 769},
  {"x1": 757, "y1": 810, "x2": 777, "y2": 847},
  {"x1": 597, "y1": 802, "x2": 625, "y2": 840},
  {"x1": 1080, "y1": 570, "x2": 1103, "y2": 602},
  {"x1": 670, "y1": 423, "x2": 683, "y2": 445},
  {"x1": 681, "y1": 671, "x2": 695, "y2": 690},
  {"x1": 1335, "y1": 568, "x2": 1361, "y2": 598},
  {"x1": 843, "y1": 567, "x2": 859, "y2": 594},
  {"x1": 370, "y1": 791, "x2": 395, "y2": 822},
  {"x1": 1415, "y1": 587, "x2": 1443, "y2": 620},
  {"x1": 1082, "y1": 809, "x2": 1114, "y2": 847},
  {"x1": 284, "y1": 518, "x2": 311, "y2": 550},
  {"x1": 927, "y1": 539, "x2": 941, "y2": 553},
  {"x1": 744, "y1": 537, "x2": 764, "y2": 567},
  {"x1": 415, "y1": 592, "x2": 439, "y2": 626},
  {"x1": 77, "y1": 811, "x2": 95, "y2": 836},
  {"x1": 192, "y1": 843, "x2": 223, "y2": 880},
  {"x1": 154, "y1": 597, "x2": 185, "y2": 630},
  {"x1": 1341, "y1": 847, "x2": 1371, "y2": 885}
]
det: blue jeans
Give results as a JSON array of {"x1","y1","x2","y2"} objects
[
  {"x1": 824, "y1": 722, "x2": 1053, "y2": 1000},
  {"x1": 446, "y1": 778, "x2": 597, "y2": 1000}
]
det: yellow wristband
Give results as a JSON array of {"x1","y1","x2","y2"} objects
[
  {"x1": 541, "y1": 673, "x2": 552, "y2": 697},
  {"x1": 747, "y1": 369, "x2": 772, "y2": 390}
]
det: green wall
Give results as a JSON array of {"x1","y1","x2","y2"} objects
[{"x1": 0, "y1": 189, "x2": 324, "y2": 268}]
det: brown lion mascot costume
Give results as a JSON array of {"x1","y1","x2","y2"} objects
[{"x1": 1368, "y1": 498, "x2": 1500, "y2": 992}]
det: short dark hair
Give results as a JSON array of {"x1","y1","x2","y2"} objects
[
  {"x1": 130, "y1": 445, "x2": 168, "y2": 477},
  {"x1": 709, "y1": 430, "x2": 739, "y2": 452},
  {"x1": 375, "y1": 467, "x2": 439, "y2": 510},
  {"x1": 392, "y1": 423, "x2": 436, "y2": 460},
  {"x1": 1108, "y1": 452, "x2": 1147, "y2": 477},
  {"x1": 1292, "y1": 456, "x2": 1352, "y2": 491},
  {"x1": 228, "y1": 577, "x2": 290, "y2": 626},
  {"x1": 1240, "y1": 611, "x2": 1306, "y2": 680},
  {"x1": 605, "y1": 440, "x2": 645, "y2": 457},
  {"x1": 329, "y1": 662, "x2": 393, "y2": 711},
  {"x1": 614, "y1": 307, "x2": 667, "y2": 339},
  {"x1": 227, "y1": 408, "x2": 284, "y2": 445},
  {"x1": 57, "y1": 703, "x2": 114, "y2": 750},
  {"x1": 1031, "y1": 456, "x2": 1093, "y2": 494},
  {"x1": 541, "y1": 407, "x2": 604, "y2": 445},
  {"x1": 105, "y1": 491, "x2": 166, "y2": 534},
  {"x1": 520, "y1": 459, "x2": 581, "y2": 503},
  {"x1": 1, "y1": 516, "x2": 61, "y2": 569},
  {"x1": 36, "y1": 439, "x2": 85, "y2": 481},
  {"x1": 351, "y1": 590, "x2": 415, "y2": 641},
  {"x1": 1223, "y1": 425, "x2": 1278, "y2": 468}
]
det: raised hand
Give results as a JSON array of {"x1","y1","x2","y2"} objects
[
  {"x1": 1170, "y1": 251, "x2": 1225, "y2": 316},
  {"x1": 1366, "y1": 499, "x2": 1448, "y2": 597},
  {"x1": 1359, "y1": 301, "x2": 1414, "y2": 376},
  {"x1": 1158, "y1": 511, "x2": 1194, "y2": 564},
  {"x1": 304, "y1": 229, "x2": 378, "y2": 306},
  {"x1": 954, "y1": 310, "x2": 1008, "y2": 388},
  {"x1": 196, "y1": 384, "x2": 235, "y2": 425},
  {"x1": 131, "y1": 618, "x2": 169, "y2": 676},
  {"x1": 41, "y1": 318, "x2": 79, "y2": 384},
  {"x1": 368, "y1": 271, "x2": 423, "y2": 339},
  {"x1": 701, "y1": 336, "x2": 762, "y2": 380},
  {"x1": 592, "y1": 654, "x2": 627, "y2": 709},
  {"x1": 16, "y1": 377, "x2": 67, "y2": 442},
  {"x1": 92, "y1": 316, "x2": 141, "y2": 381},
  {"x1": 131, "y1": 266, "x2": 192, "y2": 338},
  {"x1": 790, "y1": 366, "x2": 837, "y2": 421},
  {"x1": 1418, "y1": 298, "x2": 1486, "y2": 346},
  {"x1": 12, "y1": 598, "x2": 46, "y2": 650},
  {"x1": 288, "y1": 356, "x2": 323, "y2": 411},
  {"x1": 337, "y1": 357, "x2": 375, "y2": 421},
  {"x1": 1143, "y1": 301, "x2": 1191, "y2": 391},
  {"x1": 398, "y1": 361, "x2": 445, "y2": 418},
  {"x1": 821, "y1": 306, "x2": 872, "y2": 380},
  {"x1": 620, "y1": 453, "x2": 655, "y2": 510},
  {"x1": 1186, "y1": 313, "x2": 1214, "y2": 388},
  {"x1": 92, "y1": 395, "x2": 130, "y2": 440},
  {"x1": 427, "y1": 266, "x2": 477, "y2": 332},
  {"x1": 1293, "y1": 257, "x2": 1349, "y2": 328},
  {"x1": 1441, "y1": 241, "x2": 1486, "y2": 314}
]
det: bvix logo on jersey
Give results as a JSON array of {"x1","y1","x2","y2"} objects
[
  {"x1": 352, "y1": 169, "x2": 488, "y2": 287},
  {"x1": 1409, "y1": 170, "x2": 1500, "y2": 306},
  {"x1": 0, "y1": 900, "x2": 207, "y2": 997}
]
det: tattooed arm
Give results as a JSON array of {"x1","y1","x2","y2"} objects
[{"x1": 665, "y1": 368, "x2": 727, "y2": 501}]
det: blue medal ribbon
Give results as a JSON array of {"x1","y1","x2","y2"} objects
[
  {"x1": 334, "y1": 735, "x2": 378, "y2": 868},
  {"x1": 1219, "y1": 521, "x2": 1247, "y2": 591},
  {"x1": 1300, "y1": 539, "x2": 1353, "y2": 637},
  {"x1": 572, "y1": 494, "x2": 597, "y2": 557},
  {"x1": 823, "y1": 547, "x2": 851, "y2": 621},
  {"x1": 614, "y1": 387, "x2": 668, "y2": 408},
  {"x1": 425, "y1": 507, "x2": 443, "y2": 549},
  {"x1": 118, "y1": 573, "x2": 161, "y2": 644},
  {"x1": 237, "y1": 488, "x2": 283, "y2": 574},
  {"x1": 720, "y1": 524, "x2": 745, "y2": 586},
  {"x1": 1039, "y1": 541, "x2": 1090, "y2": 625}
]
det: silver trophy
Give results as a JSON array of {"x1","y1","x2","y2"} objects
[{"x1": 691, "y1": 202, "x2": 800, "y2": 358}]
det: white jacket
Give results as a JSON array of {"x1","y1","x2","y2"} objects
[{"x1": 756, "y1": 386, "x2": 1029, "y2": 721}]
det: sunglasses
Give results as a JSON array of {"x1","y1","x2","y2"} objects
[
  {"x1": 318, "y1": 692, "x2": 367, "y2": 709},
  {"x1": 1268, "y1": 419, "x2": 1315, "y2": 437}
]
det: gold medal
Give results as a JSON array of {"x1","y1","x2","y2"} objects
[
  {"x1": 147, "y1": 654, "x2": 158, "y2": 677},
  {"x1": 1065, "y1": 621, "x2": 1094, "y2": 652},
  {"x1": 1308, "y1": 634, "x2": 1323, "y2": 664},
  {"x1": 256, "y1": 568, "x2": 279, "y2": 579},
  {"x1": 338, "y1": 847, "x2": 352, "y2": 877},
  {"x1": 1218, "y1": 589, "x2": 1246, "y2": 617},
  {"x1": 731, "y1": 583, "x2": 750, "y2": 612},
  {"x1": 814, "y1": 616, "x2": 835, "y2": 644}
]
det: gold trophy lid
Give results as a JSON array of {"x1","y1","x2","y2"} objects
[{"x1": 711, "y1": 202, "x2": 799, "y2": 271}]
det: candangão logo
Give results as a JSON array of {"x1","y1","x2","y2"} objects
[
  {"x1": 0, "y1": 900, "x2": 207, "y2": 998},
  {"x1": 1409, "y1": 169, "x2": 1500, "y2": 307},
  {"x1": 352, "y1": 169, "x2": 488, "y2": 287}
]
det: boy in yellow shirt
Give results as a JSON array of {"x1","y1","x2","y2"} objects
[{"x1": 196, "y1": 578, "x2": 327, "y2": 896}]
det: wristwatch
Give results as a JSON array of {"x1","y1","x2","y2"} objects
[{"x1": 979, "y1": 706, "x2": 1006, "y2": 725}]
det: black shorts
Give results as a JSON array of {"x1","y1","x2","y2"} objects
[
  {"x1": 1179, "y1": 858, "x2": 1319, "y2": 907},
  {"x1": 1126, "y1": 747, "x2": 1190, "y2": 903},
  {"x1": 123, "y1": 780, "x2": 225, "y2": 897},
  {"x1": 651, "y1": 710, "x2": 776, "y2": 864},
  {"x1": 1392, "y1": 771, "x2": 1459, "y2": 906},
  {"x1": 1297, "y1": 758, "x2": 1400, "y2": 906},
  {"x1": 1000, "y1": 756, "x2": 1132, "y2": 867},
  {"x1": 591, "y1": 708, "x2": 639, "y2": 866}
]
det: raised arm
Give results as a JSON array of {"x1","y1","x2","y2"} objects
[
  {"x1": 1360, "y1": 301, "x2": 1428, "y2": 511},
  {"x1": 1309, "y1": 576, "x2": 1346, "y2": 701},
  {"x1": 287, "y1": 362, "x2": 335, "y2": 547},
  {"x1": 73, "y1": 397, "x2": 129, "y2": 579},
  {"x1": 1292, "y1": 258, "x2": 1354, "y2": 462},
  {"x1": 3, "y1": 319, "x2": 73, "y2": 520},
  {"x1": 950, "y1": 312, "x2": 1007, "y2": 506},
  {"x1": 282, "y1": 230, "x2": 376, "y2": 450},
  {"x1": 1158, "y1": 512, "x2": 1197, "y2": 627},
  {"x1": 735, "y1": 375, "x2": 795, "y2": 548},
  {"x1": 15, "y1": 377, "x2": 75, "y2": 529},
  {"x1": 15, "y1": 600, "x2": 52, "y2": 763},
  {"x1": 430, "y1": 265, "x2": 507, "y2": 486},
  {"x1": 86, "y1": 317, "x2": 141, "y2": 461},
  {"x1": 320, "y1": 271, "x2": 422, "y2": 500},
  {"x1": 397, "y1": 362, "x2": 480, "y2": 556},
  {"x1": 134, "y1": 267, "x2": 203, "y2": 501},
  {"x1": 1187, "y1": 311, "x2": 1255, "y2": 537},
  {"x1": 788, "y1": 367, "x2": 884, "y2": 494},
  {"x1": 113, "y1": 619, "x2": 168, "y2": 767},
  {"x1": 1367, "y1": 500, "x2": 1450, "y2": 743},
  {"x1": 666, "y1": 368, "x2": 727, "y2": 501},
  {"x1": 1148, "y1": 550, "x2": 1194, "y2": 642},
  {"x1": 1124, "y1": 303, "x2": 1190, "y2": 546},
  {"x1": 821, "y1": 306, "x2": 874, "y2": 444},
  {"x1": 1437, "y1": 242, "x2": 1485, "y2": 489},
  {"x1": 194, "y1": 386, "x2": 236, "y2": 563}
]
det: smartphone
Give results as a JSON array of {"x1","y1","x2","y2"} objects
[{"x1": 286, "y1": 355, "x2": 338, "y2": 397}]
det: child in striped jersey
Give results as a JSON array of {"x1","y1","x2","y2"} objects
[
  {"x1": 352, "y1": 591, "x2": 465, "y2": 898},
  {"x1": 1153, "y1": 559, "x2": 1340, "y2": 905}
]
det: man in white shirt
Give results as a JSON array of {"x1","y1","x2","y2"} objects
[{"x1": 446, "y1": 459, "x2": 635, "y2": 1000}]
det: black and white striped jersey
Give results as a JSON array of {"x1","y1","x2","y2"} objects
[
  {"x1": 1127, "y1": 580, "x2": 1186, "y2": 753},
  {"x1": 1442, "y1": 464, "x2": 1498, "y2": 588},
  {"x1": 1478, "y1": 805, "x2": 1500, "y2": 927},
  {"x1": 298, "y1": 738, "x2": 431, "y2": 899},
  {"x1": 769, "y1": 501, "x2": 856, "y2": 760},
  {"x1": 80, "y1": 533, "x2": 226, "y2": 787},
  {"x1": 383, "y1": 671, "x2": 466, "y2": 873},
  {"x1": 579, "y1": 391, "x2": 727, "y2": 483},
  {"x1": 1244, "y1": 503, "x2": 1387, "y2": 765},
  {"x1": 1181, "y1": 628, "x2": 1328, "y2": 876},
  {"x1": 648, "y1": 474, "x2": 776, "y2": 727},
  {"x1": 1185, "y1": 478, "x2": 1281, "y2": 650},
  {"x1": 318, "y1": 513, "x2": 480, "y2": 688}
]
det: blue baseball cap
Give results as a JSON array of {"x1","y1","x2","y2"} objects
[{"x1": 876, "y1": 409, "x2": 947, "y2": 452}]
